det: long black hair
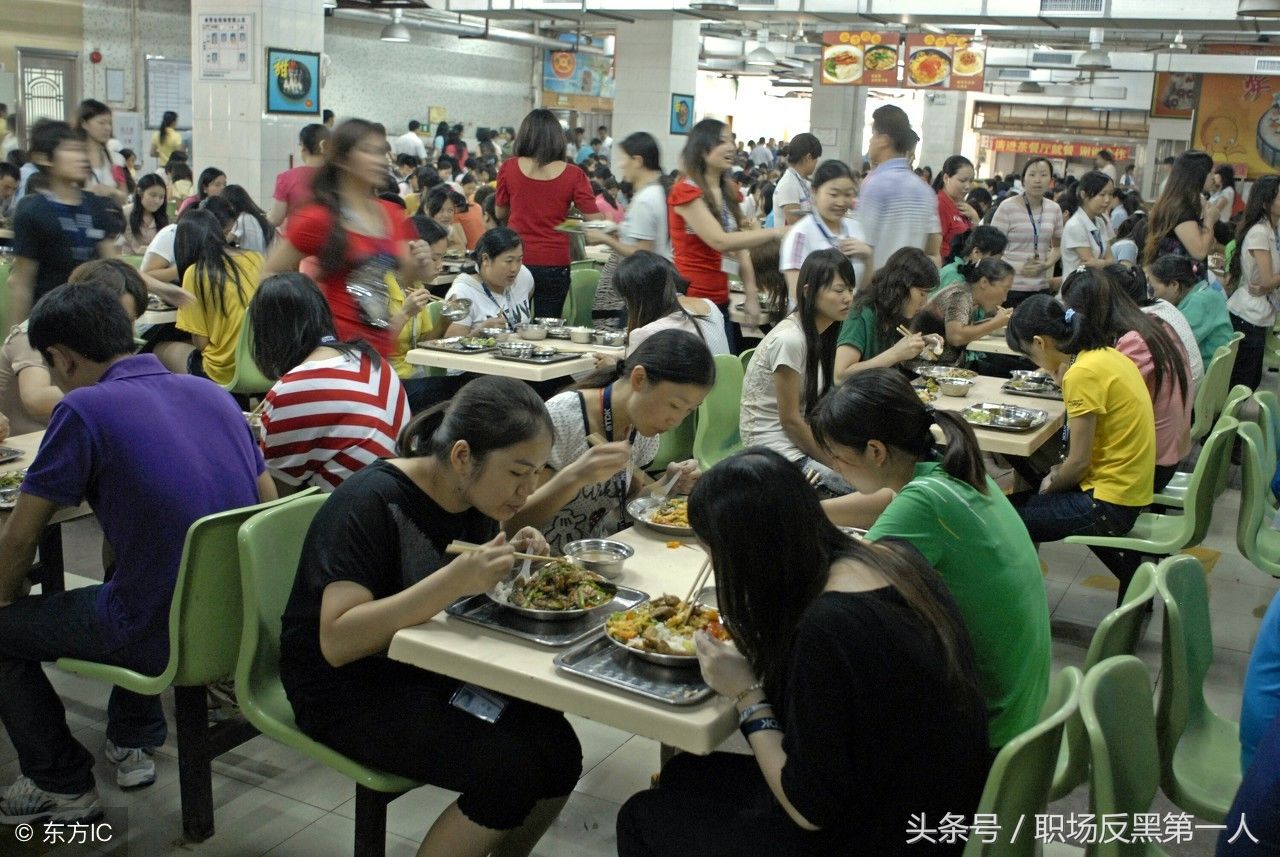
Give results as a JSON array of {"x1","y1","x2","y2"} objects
[
  {"x1": 220, "y1": 184, "x2": 274, "y2": 249},
  {"x1": 689, "y1": 446, "x2": 979, "y2": 705},
  {"x1": 1144, "y1": 150, "x2": 1214, "y2": 265},
  {"x1": 194, "y1": 166, "x2": 225, "y2": 202},
  {"x1": 398, "y1": 375, "x2": 554, "y2": 463},
  {"x1": 174, "y1": 208, "x2": 248, "y2": 316},
  {"x1": 1005, "y1": 293, "x2": 1110, "y2": 356},
  {"x1": 575, "y1": 328, "x2": 715, "y2": 392},
  {"x1": 615, "y1": 251, "x2": 707, "y2": 346},
  {"x1": 852, "y1": 247, "x2": 938, "y2": 351},
  {"x1": 249, "y1": 272, "x2": 377, "y2": 379},
  {"x1": 795, "y1": 248, "x2": 854, "y2": 414},
  {"x1": 1230, "y1": 174, "x2": 1280, "y2": 286},
  {"x1": 160, "y1": 110, "x2": 179, "y2": 133},
  {"x1": 680, "y1": 118, "x2": 745, "y2": 229},
  {"x1": 956, "y1": 257, "x2": 1015, "y2": 286},
  {"x1": 311, "y1": 118, "x2": 381, "y2": 276},
  {"x1": 128, "y1": 173, "x2": 170, "y2": 240},
  {"x1": 1060, "y1": 266, "x2": 1189, "y2": 402}
]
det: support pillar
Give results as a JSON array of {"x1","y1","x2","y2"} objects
[
  {"x1": 611, "y1": 19, "x2": 700, "y2": 172},
  {"x1": 810, "y1": 80, "x2": 867, "y2": 169}
]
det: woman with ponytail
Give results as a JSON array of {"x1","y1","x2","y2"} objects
[
  {"x1": 279, "y1": 375, "x2": 581, "y2": 857},
  {"x1": 811, "y1": 367, "x2": 1050, "y2": 749},
  {"x1": 263, "y1": 118, "x2": 436, "y2": 359},
  {"x1": 925, "y1": 257, "x2": 1014, "y2": 365},
  {"x1": 1005, "y1": 295, "x2": 1156, "y2": 603}
]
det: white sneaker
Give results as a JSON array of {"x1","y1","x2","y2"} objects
[
  {"x1": 0, "y1": 775, "x2": 102, "y2": 825},
  {"x1": 104, "y1": 739, "x2": 156, "y2": 789}
]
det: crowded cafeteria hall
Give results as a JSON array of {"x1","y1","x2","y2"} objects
[{"x1": 5, "y1": 0, "x2": 1280, "y2": 854}]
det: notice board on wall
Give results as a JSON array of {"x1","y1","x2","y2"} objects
[{"x1": 145, "y1": 58, "x2": 192, "y2": 129}]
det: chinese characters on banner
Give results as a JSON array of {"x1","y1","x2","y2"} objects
[
  {"x1": 820, "y1": 31, "x2": 902, "y2": 87},
  {"x1": 987, "y1": 137, "x2": 1133, "y2": 160},
  {"x1": 819, "y1": 31, "x2": 986, "y2": 92}
]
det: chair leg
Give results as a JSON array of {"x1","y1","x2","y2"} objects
[
  {"x1": 354, "y1": 785, "x2": 394, "y2": 857},
  {"x1": 174, "y1": 685, "x2": 215, "y2": 842}
]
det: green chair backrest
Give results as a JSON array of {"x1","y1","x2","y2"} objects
[
  {"x1": 236, "y1": 494, "x2": 328, "y2": 731},
  {"x1": 1154, "y1": 554, "x2": 1216, "y2": 770},
  {"x1": 565, "y1": 268, "x2": 601, "y2": 328},
  {"x1": 1080, "y1": 656, "x2": 1161, "y2": 857},
  {"x1": 1180, "y1": 416, "x2": 1238, "y2": 549},
  {"x1": 223, "y1": 308, "x2": 275, "y2": 395},
  {"x1": 1237, "y1": 421, "x2": 1277, "y2": 575},
  {"x1": 649, "y1": 412, "x2": 697, "y2": 473},
  {"x1": 963, "y1": 667, "x2": 1082, "y2": 857},
  {"x1": 1254, "y1": 390, "x2": 1279, "y2": 474},
  {"x1": 122, "y1": 255, "x2": 144, "y2": 270},
  {"x1": 1191, "y1": 343, "x2": 1238, "y2": 443},
  {"x1": 165, "y1": 488, "x2": 319, "y2": 688},
  {"x1": 739, "y1": 347, "x2": 756, "y2": 375},
  {"x1": 692, "y1": 353, "x2": 745, "y2": 470}
]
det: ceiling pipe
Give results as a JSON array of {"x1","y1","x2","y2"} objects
[{"x1": 331, "y1": 7, "x2": 607, "y2": 54}]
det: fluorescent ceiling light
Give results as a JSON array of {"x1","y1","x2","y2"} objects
[
  {"x1": 745, "y1": 29, "x2": 776, "y2": 66},
  {"x1": 689, "y1": 0, "x2": 739, "y2": 10},
  {"x1": 1240, "y1": 0, "x2": 1280, "y2": 16}
]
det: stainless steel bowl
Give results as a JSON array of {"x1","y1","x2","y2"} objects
[
  {"x1": 498, "y1": 341, "x2": 534, "y2": 357},
  {"x1": 547, "y1": 326, "x2": 572, "y2": 340},
  {"x1": 439, "y1": 298, "x2": 472, "y2": 321},
  {"x1": 604, "y1": 627, "x2": 701, "y2": 667},
  {"x1": 485, "y1": 570, "x2": 617, "y2": 622},
  {"x1": 478, "y1": 327, "x2": 509, "y2": 341},
  {"x1": 627, "y1": 496, "x2": 693, "y2": 537},
  {"x1": 531, "y1": 346, "x2": 559, "y2": 359},
  {"x1": 592, "y1": 330, "x2": 626, "y2": 347},
  {"x1": 940, "y1": 379, "x2": 975, "y2": 397},
  {"x1": 564, "y1": 539, "x2": 634, "y2": 580},
  {"x1": 516, "y1": 323, "x2": 548, "y2": 341},
  {"x1": 535, "y1": 317, "x2": 566, "y2": 328},
  {"x1": 569, "y1": 327, "x2": 594, "y2": 344}
]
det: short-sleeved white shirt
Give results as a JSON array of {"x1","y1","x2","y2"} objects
[
  {"x1": 627, "y1": 301, "x2": 730, "y2": 357},
  {"x1": 142, "y1": 223, "x2": 178, "y2": 268},
  {"x1": 773, "y1": 168, "x2": 813, "y2": 218},
  {"x1": 621, "y1": 182, "x2": 671, "y2": 260},
  {"x1": 1231, "y1": 221, "x2": 1280, "y2": 327},
  {"x1": 1060, "y1": 207, "x2": 1111, "y2": 274},
  {"x1": 444, "y1": 268, "x2": 536, "y2": 330},
  {"x1": 780, "y1": 214, "x2": 867, "y2": 295},
  {"x1": 739, "y1": 316, "x2": 819, "y2": 463}
]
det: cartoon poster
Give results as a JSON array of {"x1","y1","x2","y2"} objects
[
  {"x1": 265, "y1": 49, "x2": 319, "y2": 115},
  {"x1": 1150, "y1": 72, "x2": 1199, "y2": 119},
  {"x1": 542, "y1": 49, "x2": 616, "y2": 100},
  {"x1": 1193, "y1": 74, "x2": 1280, "y2": 174}
]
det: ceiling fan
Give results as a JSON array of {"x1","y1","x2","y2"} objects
[{"x1": 1144, "y1": 31, "x2": 1189, "y2": 52}]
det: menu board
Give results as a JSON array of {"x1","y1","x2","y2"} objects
[
  {"x1": 819, "y1": 31, "x2": 902, "y2": 87},
  {"x1": 903, "y1": 34, "x2": 986, "y2": 92}
]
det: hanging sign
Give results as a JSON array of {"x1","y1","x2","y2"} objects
[{"x1": 819, "y1": 31, "x2": 902, "y2": 87}]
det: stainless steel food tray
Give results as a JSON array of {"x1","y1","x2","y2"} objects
[
  {"x1": 627, "y1": 496, "x2": 694, "y2": 537},
  {"x1": 445, "y1": 586, "x2": 648, "y2": 647},
  {"x1": 1000, "y1": 381, "x2": 1062, "y2": 401},
  {"x1": 493, "y1": 351, "x2": 581, "y2": 365},
  {"x1": 554, "y1": 634, "x2": 714, "y2": 706},
  {"x1": 420, "y1": 337, "x2": 499, "y2": 354},
  {"x1": 961, "y1": 402, "x2": 1050, "y2": 433}
]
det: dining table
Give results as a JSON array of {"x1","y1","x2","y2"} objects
[
  {"x1": 1, "y1": 431, "x2": 93, "y2": 594},
  {"x1": 389, "y1": 524, "x2": 738, "y2": 755},
  {"x1": 405, "y1": 337, "x2": 624, "y2": 383},
  {"x1": 965, "y1": 332, "x2": 1018, "y2": 357},
  {"x1": 137, "y1": 308, "x2": 178, "y2": 327},
  {"x1": 931, "y1": 374, "x2": 1066, "y2": 458}
]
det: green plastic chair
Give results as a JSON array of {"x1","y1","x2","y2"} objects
[
  {"x1": 739, "y1": 346, "x2": 756, "y2": 375},
  {"x1": 221, "y1": 309, "x2": 275, "y2": 396},
  {"x1": 122, "y1": 254, "x2": 144, "y2": 269},
  {"x1": 570, "y1": 258, "x2": 601, "y2": 273},
  {"x1": 1050, "y1": 563, "x2": 1159, "y2": 801},
  {"x1": 693, "y1": 353, "x2": 745, "y2": 470},
  {"x1": 1253, "y1": 390, "x2": 1279, "y2": 489},
  {"x1": 1079, "y1": 656, "x2": 1171, "y2": 857},
  {"x1": 1265, "y1": 322, "x2": 1280, "y2": 371},
  {"x1": 1154, "y1": 554, "x2": 1242, "y2": 822},
  {"x1": 1238, "y1": 422, "x2": 1280, "y2": 577},
  {"x1": 1188, "y1": 338, "x2": 1241, "y2": 446},
  {"x1": 648, "y1": 412, "x2": 697, "y2": 475},
  {"x1": 962, "y1": 667, "x2": 1082, "y2": 857},
  {"x1": 563, "y1": 267, "x2": 601, "y2": 328},
  {"x1": 1065, "y1": 416, "x2": 1237, "y2": 558},
  {"x1": 56, "y1": 489, "x2": 319, "y2": 842},
  {"x1": 236, "y1": 495, "x2": 423, "y2": 857},
  {"x1": 1155, "y1": 384, "x2": 1250, "y2": 508}
]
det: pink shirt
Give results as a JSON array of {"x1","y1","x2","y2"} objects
[
  {"x1": 273, "y1": 165, "x2": 317, "y2": 216},
  {"x1": 1116, "y1": 328, "x2": 1192, "y2": 467}
]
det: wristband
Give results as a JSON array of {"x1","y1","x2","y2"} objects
[
  {"x1": 733, "y1": 682, "x2": 763, "y2": 706},
  {"x1": 740, "y1": 717, "x2": 781, "y2": 740},
  {"x1": 737, "y1": 702, "x2": 773, "y2": 725}
]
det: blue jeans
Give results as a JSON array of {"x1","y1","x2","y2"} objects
[
  {"x1": 0, "y1": 586, "x2": 167, "y2": 794},
  {"x1": 1012, "y1": 489, "x2": 1144, "y2": 602}
]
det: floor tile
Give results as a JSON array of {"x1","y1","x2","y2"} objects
[
  {"x1": 574, "y1": 736, "x2": 659, "y2": 805},
  {"x1": 263, "y1": 811, "x2": 421, "y2": 857},
  {"x1": 567, "y1": 714, "x2": 633, "y2": 776},
  {"x1": 211, "y1": 735, "x2": 357, "y2": 812},
  {"x1": 530, "y1": 791, "x2": 621, "y2": 857},
  {"x1": 332, "y1": 782, "x2": 457, "y2": 844}
]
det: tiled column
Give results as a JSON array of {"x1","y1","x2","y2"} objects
[
  {"x1": 611, "y1": 20, "x2": 700, "y2": 173},
  {"x1": 189, "y1": 0, "x2": 324, "y2": 206},
  {"x1": 810, "y1": 80, "x2": 867, "y2": 169},
  {"x1": 918, "y1": 91, "x2": 968, "y2": 173}
]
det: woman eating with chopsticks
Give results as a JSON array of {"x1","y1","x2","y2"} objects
[
  {"x1": 279, "y1": 375, "x2": 582, "y2": 857},
  {"x1": 616, "y1": 448, "x2": 990, "y2": 856},
  {"x1": 833, "y1": 247, "x2": 942, "y2": 381},
  {"x1": 812, "y1": 368, "x2": 1051, "y2": 751},
  {"x1": 508, "y1": 329, "x2": 714, "y2": 554}
]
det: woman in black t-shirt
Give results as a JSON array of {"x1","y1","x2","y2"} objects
[
  {"x1": 278, "y1": 375, "x2": 581, "y2": 857},
  {"x1": 1140, "y1": 150, "x2": 1216, "y2": 267},
  {"x1": 617, "y1": 448, "x2": 991, "y2": 857}
]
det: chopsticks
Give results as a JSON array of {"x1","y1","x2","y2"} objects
[
  {"x1": 898, "y1": 324, "x2": 938, "y2": 361},
  {"x1": 585, "y1": 432, "x2": 649, "y2": 484},
  {"x1": 445, "y1": 540, "x2": 563, "y2": 565},
  {"x1": 673, "y1": 556, "x2": 713, "y2": 628}
]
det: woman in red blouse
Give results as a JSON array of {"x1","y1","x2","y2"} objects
[
  {"x1": 669, "y1": 119, "x2": 788, "y2": 353},
  {"x1": 932, "y1": 155, "x2": 980, "y2": 261},
  {"x1": 263, "y1": 119, "x2": 435, "y2": 359},
  {"x1": 495, "y1": 109, "x2": 602, "y2": 318}
]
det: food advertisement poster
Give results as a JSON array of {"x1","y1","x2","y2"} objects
[
  {"x1": 1150, "y1": 72, "x2": 1200, "y2": 119},
  {"x1": 819, "y1": 31, "x2": 901, "y2": 87},
  {"x1": 1193, "y1": 74, "x2": 1280, "y2": 174},
  {"x1": 670, "y1": 93, "x2": 695, "y2": 135},
  {"x1": 903, "y1": 34, "x2": 986, "y2": 91},
  {"x1": 265, "y1": 48, "x2": 319, "y2": 115},
  {"x1": 542, "y1": 48, "x2": 616, "y2": 100}
]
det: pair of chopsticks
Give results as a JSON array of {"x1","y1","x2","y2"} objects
[
  {"x1": 673, "y1": 556, "x2": 713, "y2": 628},
  {"x1": 898, "y1": 324, "x2": 938, "y2": 362},
  {"x1": 585, "y1": 432, "x2": 650, "y2": 485},
  {"x1": 445, "y1": 540, "x2": 562, "y2": 565}
]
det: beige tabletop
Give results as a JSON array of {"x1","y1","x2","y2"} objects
[
  {"x1": 1, "y1": 431, "x2": 92, "y2": 525},
  {"x1": 728, "y1": 301, "x2": 779, "y2": 327},
  {"x1": 0, "y1": 228, "x2": 13, "y2": 240},
  {"x1": 137, "y1": 308, "x2": 177, "y2": 327},
  {"x1": 406, "y1": 337, "x2": 622, "y2": 383},
  {"x1": 965, "y1": 332, "x2": 1018, "y2": 357},
  {"x1": 389, "y1": 525, "x2": 738, "y2": 755},
  {"x1": 932, "y1": 374, "x2": 1066, "y2": 457}
]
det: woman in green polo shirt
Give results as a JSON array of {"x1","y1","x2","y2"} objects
[
  {"x1": 1146, "y1": 253, "x2": 1234, "y2": 369},
  {"x1": 812, "y1": 367, "x2": 1051, "y2": 749},
  {"x1": 833, "y1": 247, "x2": 942, "y2": 382}
]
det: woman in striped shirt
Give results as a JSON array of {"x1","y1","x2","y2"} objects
[{"x1": 249, "y1": 273, "x2": 411, "y2": 493}]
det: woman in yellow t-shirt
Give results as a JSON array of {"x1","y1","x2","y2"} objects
[
  {"x1": 173, "y1": 208, "x2": 263, "y2": 385},
  {"x1": 1005, "y1": 294, "x2": 1156, "y2": 603},
  {"x1": 151, "y1": 110, "x2": 186, "y2": 165}
]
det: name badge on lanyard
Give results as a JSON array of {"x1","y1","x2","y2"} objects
[{"x1": 721, "y1": 254, "x2": 740, "y2": 276}]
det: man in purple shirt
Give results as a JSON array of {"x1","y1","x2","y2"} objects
[
  {"x1": 857, "y1": 105, "x2": 943, "y2": 274},
  {"x1": 0, "y1": 284, "x2": 272, "y2": 824}
]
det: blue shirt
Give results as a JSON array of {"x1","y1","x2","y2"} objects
[
  {"x1": 20, "y1": 355, "x2": 265, "y2": 653},
  {"x1": 856, "y1": 157, "x2": 942, "y2": 271},
  {"x1": 1242, "y1": 590, "x2": 1280, "y2": 770}
]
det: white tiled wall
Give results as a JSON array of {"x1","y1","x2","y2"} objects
[
  {"x1": 81, "y1": 0, "x2": 191, "y2": 112},
  {"x1": 612, "y1": 20, "x2": 699, "y2": 172}
]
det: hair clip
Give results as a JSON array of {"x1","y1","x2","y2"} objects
[{"x1": 1063, "y1": 308, "x2": 1076, "y2": 322}]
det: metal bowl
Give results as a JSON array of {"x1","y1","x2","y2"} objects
[
  {"x1": 485, "y1": 569, "x2": 616, "y2": 622},
  {"x1": 564, "y1": 539, "x2": 634, "y2": 580},
  {"x1": 516, "y1": 323, "x2": 548, "y2": 341},
  {"x1": 535, "y1": 316, "x2": 566, "y2": 328},
  {"x1": 627, "y1": 496, "x2": 693, "y2": 537},
  {"x1": 940, "y1": 378, "x2": 975, "y2": 397},
  {"x1": 1010, "y1": 369, "x2": 1052, "y2": 383},
  {"x1": 498, "y1": 341, "x2": 534, "y2": 358},
  {"x1": 592, "y1": 330, "x2": 626, "y2": 347},
  {"x1": 603, "y1": 598, "x2": 710, "y2": 668},
  {"x1": 916, "y1": 365, "x2": 978, "y2": 382},
  {"x1": 439, "y1": 298, "x2": 472, "y2": 321},
  {"x1": 569, "y1": 327, "x2": 594, "y2": 344},
  {"x1": 0, "y1": 469, "x2": 25, "y2": 509},
  {"x1": 532, "y1": 346, "x2": 559, "y2": 359},
  {"x1": 546, "y1": 326, "x2": 572, "y2": 340},
  {"x1": 477, "y1": 326, "x2": 509, "y2": 341}
]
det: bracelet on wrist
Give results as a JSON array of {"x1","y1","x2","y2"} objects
[
  {"x1": 732, "y1": 682, "x2": 763, "y2": 706},
  {"x1": 740, "y1": 716, "x2": 781, "y2": 740},
  {"x1": 737, "y1": 701, "x2": 774, "y2": 725}
]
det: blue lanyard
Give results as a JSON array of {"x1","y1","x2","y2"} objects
[
  {"x1": 1091, "y1": 225, "x2": 1105, "y2": 255},
  {"x1": 602, "y1": 383, "x2": 615, "y2": 440},
  {"x1": 812, "y1": 216, "x2": 842, "y2": 248},
  {"x1": 1023, "y1": 196, "x2": 1043, "y2": 259},
  {"x1": 480, "y1": 282, "x2": 515, "y2": 330},
  {"x1": 789, "y1": 168, "x2": 812, "y2": 206}
]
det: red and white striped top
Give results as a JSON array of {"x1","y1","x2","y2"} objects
[{"x1": 259, "y1": 350, "x2": 410, "y2": 492}]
